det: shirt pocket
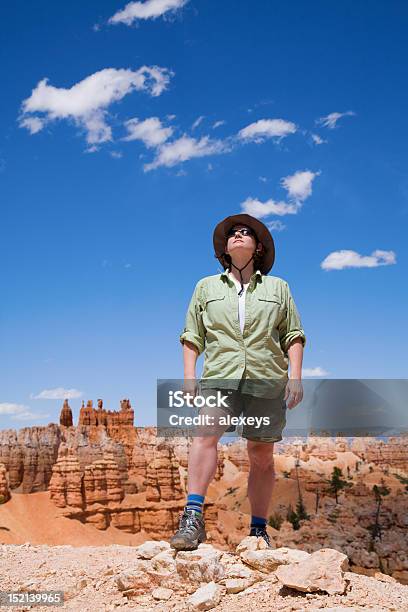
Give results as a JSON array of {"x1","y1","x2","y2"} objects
[
  {"x1": 202, "y1": 294, "x2": 226, "y2": 327},
  {"x1": 256, "y1": 295, "x2": 282, "y2": 341}
]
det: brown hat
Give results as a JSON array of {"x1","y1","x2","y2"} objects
[{"x1": 213, "y1": 213, "x2": 275, "y2": 274}]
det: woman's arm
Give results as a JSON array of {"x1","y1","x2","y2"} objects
[
  {"x1": 288, "y1": 337, "x2": 303, "y2": 380},
  {"x1": 183, "y1": 340, "x2": 199, "y2": 379},
  {"x1": 284, "y1": 338, "x2": 304, "y2": 409},
  {"x1": 180, "y1": 283, "x2": 205, "y2": 397},
  {"x1": 182, "y1": 341, "x2": 199, "y2": 398}
]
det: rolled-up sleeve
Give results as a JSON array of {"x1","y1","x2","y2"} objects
[
  {"x1": 279, "y1": 282, "x2": 306, "y2": 352},
  {"x1": 179, "y1": 282, "x2": 206, "y2": 355}
]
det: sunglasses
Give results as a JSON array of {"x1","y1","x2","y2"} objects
[{"x1": 226, "y1": 227, "x2": 255, "y2": 238}]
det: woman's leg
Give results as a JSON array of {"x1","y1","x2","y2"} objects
[
  {"x1": 187, "y1": 433, "x2": 223, "y2": 495},
  {"x1": 247, "y1": 439, "x2": 276, "y2": 518}
]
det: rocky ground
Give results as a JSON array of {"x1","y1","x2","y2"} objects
[{"x1": 0, "y1": 538, "x2": 407, "y2": 612}]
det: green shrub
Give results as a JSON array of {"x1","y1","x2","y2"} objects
[
  {"x1": 286, "y1": 504, "x2": 300, "y2": 530},
  {"x1": 268, "y1": 512, "x2": 283, "y2": 530}
]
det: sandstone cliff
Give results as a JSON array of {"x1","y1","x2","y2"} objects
[
  {"x1": 1, "y1": 407, "x2": 408, "y2": 584},
  {"x1": 0, "y1": 462, "x2": 11, "y2": 503}
]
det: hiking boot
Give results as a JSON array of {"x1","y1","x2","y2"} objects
[
  {"x1": 170, "y1": 509, "x2": 206, "y2": 551},
  {"x1": 249, "y1": 525, "x2": 272, "y2": 548}
]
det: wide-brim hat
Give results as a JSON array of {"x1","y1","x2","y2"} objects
[{"x1": 213, "y1": 213, "x2": 275, "y2": 274}]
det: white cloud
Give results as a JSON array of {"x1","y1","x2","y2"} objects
[
  {"x1": 143, "y1": 118, "x2": 297, "y2": 171},
  {"x1": 19, "y1": 116, "x2": 45, "y2": 134},
  {"x1": 13, "y1": 411, "x2": 51, "y2": 421},
  {"x1": 31, "y1": 387, "x2": 83, "y2": 400},
  {"x1": 241, "y1": 169, "x2": 320, "y2": 220},
  {"x1": 109, "y1": 0, "x2": 188, "y2": 25},
  {"x1": 238, "y1": 118, "x2": 296, "y2": 143},
  {"x1": 123, "y1": 117, "x2": 173, "y2": 147},
  {"x1": 241, "y1": 197, "x2": 299, "y2": 218},
  {"x1": 259, "y1": 176, "x2": 268, "y2": 183},
  {"x1": 82, "y1": 110, "x2": 112, "y2": 145},
  {"x1": 110, "y1": 151, "x2": 123, "y2": 159},
  {"x1": 0, "y1": 403, "x2": 29, "y2": 415},
  {"x1": 321, "y1": 249, "x2": 396, "y2": 271},
  {"x1": 281, "y1": 170, "x2": 320, "y2": 203},
  {"x1": 0, "y1": 403, "x2": 50, "y2": 421},
  {"x1": 316, "y1": 111, "x2": 355, "y2": 129},
  {"x1": 192, "y1": 115, "x2": 205, "y2": 130},
  {"x1": 212, "y1": 120, "x2": 225, "y2": 129},
  {"x1": 311, "y1": 133, "x2": 326, "y2": 145},
  {"x1": 266, "y1": 220, "x2": 286, "y2": 231},
  {"x1": 302, "y1": 367, "x2": 329, "y2": 377},
  {"x1": 20, "y1": 66, "x2": 172, "y2": 145},
  {"x1": 144, "y1": 135, "x2": 228, "y2": 171}
]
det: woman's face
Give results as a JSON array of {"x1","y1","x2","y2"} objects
[{"x1": 225, "y1": 225, "x2": 258, "y2": 258}]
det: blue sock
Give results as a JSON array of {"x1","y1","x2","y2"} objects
[
  {"x1": 250, "y1": 515, "x2": 267, "y2": 529},
  {"x1": 186, "y1": 493, "x2": 205, "y2": 515}
]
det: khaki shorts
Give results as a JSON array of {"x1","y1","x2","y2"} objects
[{"x1": 197, "y1": 384, "x2": 287, "y2": 443}]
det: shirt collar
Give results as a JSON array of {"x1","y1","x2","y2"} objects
[{"x1": 220, "y1": 268, "x2": 262, "y2": 283}]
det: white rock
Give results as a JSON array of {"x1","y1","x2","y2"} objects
[
  {"x1": 225, "y1": 563, "x2": 254, "y2": 580},
  {"x1": 150, "y1": 550, "x2": 177, "y2": 575},
  {"x1": 187, "y1": 581, "x2": 226, "y2": 610},
  {"x1": 115, "y1": 562, "x2": 151, "y2": 592},
  {"x1": 240, "y1": 547, "x2": 309, "y2": 573},
  {"x1": 275, "y1": 547, "x2": 349, "y2": 595},
  {"x1": 236, "y1": 535, "x2": 268, "y2": 554},
  {"x1": 176, "y1": 546, "x2": 225, "y2": 583},
  {"x1": 134, "y1": 540, "x2": 170, "y2": 560},
  {"x1": 152, "y1": 587, "x2": 173, "y2": 601},
  {"x1": 224, "y1": 578, "x2": 253, "y2": 594}
]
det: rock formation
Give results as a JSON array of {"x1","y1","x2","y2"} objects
[
  {"x1": 49, "y1": 446, "x2": 83, "y2": 509},
  {"x1": 352, "y1": 436, "x2": 408, "y2": 471},
  {"x1": 1, "y1": 410, "x2": 408, "y2": 583},
  {"x1": 0, "y1": 462, "x2": 10, "y2": 503},
  {"x1": 0, "y1": 425, "x2": 61, "y2": 492},
  {"x1": 83, "y1": 453, "x2": 125, "y2": 506},
  {"x1": 59, "y1": 399, "x2": 73, "y2": 427},
  {"x1": 145, "y1": 443, "x2": 184, "y2": 502},
  {"x1": 78, "y1": 398, "x2": 134, "y2": 430}
]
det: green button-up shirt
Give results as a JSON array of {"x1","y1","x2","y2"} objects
[{"x1": 180, "y1": 269, "x2": 306, "y2": 398}]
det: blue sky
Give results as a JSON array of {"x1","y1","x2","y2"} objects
[{"x1": 1, "y1": 0, "x2": 407, "y2": 428}]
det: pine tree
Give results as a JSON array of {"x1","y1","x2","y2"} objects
[
  {"x1": 368, "y1": 480, "x2": 390, "y2": 542},
  {"x1": 296, "y1": 497, "x2": 309, "y2": 521},
  {"x1": 286, "y1": 504, "x2": 300, "y2": 530},
  {"x1": 327, "y1": 466, "x2": 352, "y2": 504}
]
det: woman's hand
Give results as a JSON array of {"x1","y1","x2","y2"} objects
[
  {"x1": 284, "y1": 379, "x2": 303, "y2": 409},
  {"x1": 182, "y1": 378, "x2": 198, "y2": 401}
]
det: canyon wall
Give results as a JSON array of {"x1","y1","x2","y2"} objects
[{"x1": 1, "y1": 402, "x2": 407, "y2": 581}]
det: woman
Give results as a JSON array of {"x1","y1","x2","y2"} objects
[{"x1": 170, "y1": 213, "x2": 306, "y2": 550}]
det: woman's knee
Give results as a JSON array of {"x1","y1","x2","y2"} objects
[
  {"x1": 191, "y1": 435, "x2": 220, "y2": 451},
  {"x1": 247, "y1": 440, "x2": 275, "y2": 470}
]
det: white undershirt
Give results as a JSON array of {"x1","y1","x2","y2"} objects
[{"x1": 232, "y1": 277, "x2": 250, "y2": 333}]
